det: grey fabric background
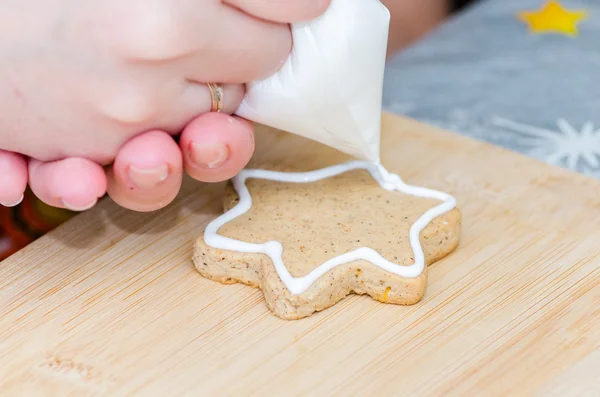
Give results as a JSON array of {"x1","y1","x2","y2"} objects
[{"x1": 383, "y1": 0, "x2": 600, "y2": 179}]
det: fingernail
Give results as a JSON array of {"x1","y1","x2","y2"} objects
[
  {"x1": 0, "y1": 194, "x2": 24, "y2": 207},
  {"x1": 128, "y1": 164, "x2": 169, "y2": 189},
  {"x1": 62, "y1": 197, "x2": 97, "y2": 212},
  {"x1": 189, "y1": 142, "x2": 229, "y2": 169}
]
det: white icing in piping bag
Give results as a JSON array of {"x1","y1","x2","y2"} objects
[
  {"x1": 235, "y1": 0, "x2": 390, "y2": 164},
  {"x1": 204, "y1": 161, "x2": 457, "y2": 295}
]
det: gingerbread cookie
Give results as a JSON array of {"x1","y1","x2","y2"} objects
[{"x1": 193, "y1": 161, "x2": 461, "y2": 320}]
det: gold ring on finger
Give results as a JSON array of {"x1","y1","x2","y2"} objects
[{"x1": 207, "y1": 83, "x2": 224, "y2": 112}]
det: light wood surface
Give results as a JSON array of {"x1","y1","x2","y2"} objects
[{"x1": 1, "y1": 113, "x2": 599, "y2": 396}]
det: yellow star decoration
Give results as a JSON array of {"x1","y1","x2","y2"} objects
[{"x1": 517, "y1": 0, "x2": 588, "y2": 37}]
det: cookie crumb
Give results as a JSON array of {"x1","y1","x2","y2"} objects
[{"x1": 382, "y1": 286, "x2": 391, "y2": 302}]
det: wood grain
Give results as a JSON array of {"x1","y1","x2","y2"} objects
[{"x1": 1, "y1": 113, "x2": 599, "y2": 396}]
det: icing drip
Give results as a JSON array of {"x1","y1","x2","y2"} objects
[{"x1": 203, "y1": 161, "x2": 457, "y2": 295}]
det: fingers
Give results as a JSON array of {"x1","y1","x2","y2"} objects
[
  {"x1": 28, "y1": 158, "x2": 107, "y2": 211},
  {"x1": 178, "y1": 4, "x2": 292, "y2": 83},
  {"x1": 116, "y1": 0, "x2": 292, "y2": 83},
  {"x1": 15, "y1": 112, "x2": 250, "y2": 214},
  {"x1": 158, "y1": 82, "x2": 245, "y2": 134},
  {"x1": 224, "y1": 0, "x2": 332, "y2": 23},
  {"x1": 180, "y1": 113, "x2": 254, "y2": 183},
  {"x1": 0, "y1": 150, "x2": 28, "y2": 207},
  {"x1": 106, "y1": 130, "x2": 182, "y2": 212}
]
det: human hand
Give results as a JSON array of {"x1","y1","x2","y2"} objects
[{"x1": 0, "y1": 0, "x2": 331, "y2": 211}]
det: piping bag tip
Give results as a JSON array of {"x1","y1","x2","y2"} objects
[{"x1": 234, "y1": 0, "x2": 390, "y2": 164}]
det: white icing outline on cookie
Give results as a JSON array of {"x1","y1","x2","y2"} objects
[{"x1": 203, "y1": 160, "x2": 457, "y2": 295}]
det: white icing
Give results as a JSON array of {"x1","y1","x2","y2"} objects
[
  {"x1": 203, "y1": 161, "x2": 457, "y2": 295},
  {"x1": 235, "y1": 0, "x2": 390, "y2": 163}
]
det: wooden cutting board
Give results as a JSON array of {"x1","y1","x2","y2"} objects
[{"x1": 1, "y1": 113, "x2": 599, "y2": 397}]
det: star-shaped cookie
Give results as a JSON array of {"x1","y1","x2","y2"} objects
[{"x1": 193, "y1": 161, "x2": 461, "y2": 320}]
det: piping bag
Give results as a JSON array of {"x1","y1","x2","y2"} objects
[{"x1": 235, "y1": 0, "x2": 390, "y2": 164}]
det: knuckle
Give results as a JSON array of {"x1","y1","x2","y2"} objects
[
  {"x1": 116, "y1": 2, "x2": 184, "y2": 60},
  {"x1": 100, "y1": 85, "x2": 160, "y2": 125}
]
